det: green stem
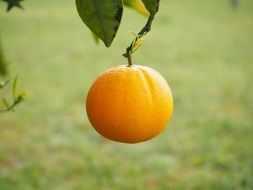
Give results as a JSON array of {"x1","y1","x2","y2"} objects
[
  {"x1": 122, "y1": 14, "x2": 155, "y2": 65},
  {"x1": 138, "y1": 15, "x2": 154, "y2": 35},
  {"x1": 126, "y1": 53, "x2": 132, "y2": 67},
  {"x1": 0, "y1": 101, "x2": 18, "y2": 112}
]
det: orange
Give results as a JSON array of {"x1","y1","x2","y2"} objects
[{"x1": 86, "y1": 65, "x2": 173, "y2": 143}]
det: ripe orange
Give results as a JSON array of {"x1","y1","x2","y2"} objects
[{"x1": 86, "y1": 65, "x2": 173, "y2": 143}]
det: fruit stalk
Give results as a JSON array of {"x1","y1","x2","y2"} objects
[
  {"x1": 122, "y1": 14, "x2": 155, "y2": 67},
  {"x1": 126, "y1": 52, "x2": 133, "y2": 67}
]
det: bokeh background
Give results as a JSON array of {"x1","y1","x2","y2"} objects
[{"x1": 1, "y1": 0, "x2": 253, "y2": 189}]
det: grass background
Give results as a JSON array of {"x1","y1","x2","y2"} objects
[{"x1": 0, "y1": 0, "x2": 253, "y2": 189}]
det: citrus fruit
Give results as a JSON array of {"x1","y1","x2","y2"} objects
[{"x1": 86, "y1": 65, "x2": 173, "y2": 143}]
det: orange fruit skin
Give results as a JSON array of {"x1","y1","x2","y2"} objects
[{"x1": 86, "y1": 65, "x2": 173, "y2": 143}]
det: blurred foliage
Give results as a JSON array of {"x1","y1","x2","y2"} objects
[
  {"x1": 0, "y1": 76, "x2": 26, "y2": 112},
  {"x1": 0, "y1": 0, "x2": 24, "y2": 11},
  {"x1": 231, "y1": 0, "x2": 239, "y2": 8},
  {"x1": 0, "y1": 1, "x2": 26, "y2": 113},
  {"x1": 0, "y1": 40, "x2": 8, "y2": 76}
]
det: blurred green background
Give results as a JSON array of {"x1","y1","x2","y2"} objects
[{"x1": 0, "y1": 0, "x2": 253, "y2": 189}]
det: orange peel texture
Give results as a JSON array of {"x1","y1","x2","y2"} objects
[{"x1": 86, "y1": 65, "x2": 173, "y2": 143}]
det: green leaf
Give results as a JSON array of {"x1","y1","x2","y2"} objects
[
  {"x1": 2, "y1": 98, "x2": 9, "y2": 109},
  {"x1": 76, "y1": 0, "x2": 123, "y2": 47},
  {"x1": 141, "y1": 0, "x2": 159, "y2": 16},
  {"x1": 0, "y1": 80, "x2": 9, "y2": 89},
  {"x1": 0, "y1": 40, "x2": 8, "y2": 76},
  {"x1": 123, "y1": 0, "x2": 149, "y2": 16},
  {"x1": 15, "y1": 92, "x2": 26, "y2": 103},
  {"x1": 12, "y1": 75, "x2": 18, "y2": 101}
]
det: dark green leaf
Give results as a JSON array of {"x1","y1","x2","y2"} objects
[
  {"x1": 1, "y1": 0, "x2": 24, "y2": 12},
  {"x1": 76, "y1": 0, "x2": 123, "y2": 47}
]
